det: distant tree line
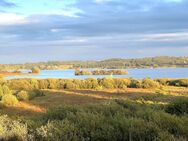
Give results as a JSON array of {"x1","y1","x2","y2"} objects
[
  {"x1": 75, "y1": 69, "x2": 128, "y2": 75},
  {"x1": 0, "y1": 56, "x2": 188, "y2": 71}
]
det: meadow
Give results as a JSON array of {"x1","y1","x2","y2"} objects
[{"x1": 0, "y1": 77, "x2": 188, "y2": 141}]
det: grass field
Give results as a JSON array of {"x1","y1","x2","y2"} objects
[{"x1": 1, "y1": 86, "x2": 187, "y2": 118}]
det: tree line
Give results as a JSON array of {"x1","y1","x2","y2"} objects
[{"x1": 0, "y1": 56, "x2": 188, "y2": 71}]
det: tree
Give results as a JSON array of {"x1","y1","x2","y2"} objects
[
  {"x1": 31, "y1": 67, "x2": 40, "y2": 73},
  {"x1": 1, "y1": 94, "x2": 18, "y2": 106}
]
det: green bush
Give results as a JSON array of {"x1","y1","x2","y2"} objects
[
  {"x1": 129, "y1": 79, "x2": 142, "y2": 88},
  {"x1": 156, "y1": 78, "x2": 170, "y2": 86},
  {"x1": 166, "y1": 98, "x2": 188, "y2": 116},
  {"x1": 29, "y1": 89, "x2": 45, "y2": 100},
  {"x1": 1, "y1": 94, "x2": 18, "y2": 106},
  {"x1": 17, "y1": 91, "x2": 29, "y2": 101}
]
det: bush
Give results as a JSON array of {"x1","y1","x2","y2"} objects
[
  {"x1": 0, "y1": 85, "x2": 12, "y2": 100},
  {"x1": 166, "y1": 98, "x2": 188, "y2": 116},
  {"x1": 17, "y1": 91, "x2": 29, "y2": 101},
  {"x1": 38, "y1": 79, "x2": 49, "y2": 89},
  {"x1": 99, "y1": 77, "x2": 114, "y2": 89},
  {"x1": 85, "y1": 78, "x2": 99, "y2": 89},
  {"x1": 29, "y1": 89, "x2": 45, "y2": 100},
  {"x1": 156, "y1": 78, "x2": 170, "y2": 86},
  {"x1": 0, "y1": 115, "x2": 29, "y2": 141},
  {"x1": 31, "y1": 67, "x2": 40, "y2": 73},
  {"x1": 129, "y1": 79, "x2": 142, "y2": 88},
  {"x1": 142, "y1": 78, "x2": 160, "y2": 89},
  {"x1": 8, "y1": 79, "x2": 33, "y2": 90},
  {"x1": 1, "y1": 94, "x2": 18, "y2": 106},
  {"x1": 64, "y1": 80, "x2": 79, "y2": 89},
  {"x1": 114, "y1": 78, "x2": 131, "y2": 89}
]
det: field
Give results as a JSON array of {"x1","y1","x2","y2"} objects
[
  {"x1": 1, "y1": 86, "x2": 187, "y2": 117},
  {"x1": 0, "y1": 78, "x2": 188, "y2": 141}
]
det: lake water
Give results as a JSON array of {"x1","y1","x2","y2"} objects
[{"x1": 5, "y1": 68, "x2": 188, "y2": 80}]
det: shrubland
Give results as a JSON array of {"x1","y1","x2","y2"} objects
[
  {"x1": 0, "y1": 99, "x2": 187, "y2": 141},
  {"x1": 4, "y1": 78, "x2": 187, "y2": 91},
  {"x1": 0, "y1": 77, "x2": 187, "y2": 140}
]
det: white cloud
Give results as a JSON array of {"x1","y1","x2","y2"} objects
[{"x1": 0, "y1": 13, "x2": 27, "y2": 25}]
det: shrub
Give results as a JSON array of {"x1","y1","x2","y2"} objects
[
  {"x1": 1, "y1": 94, "x2": 18, "y2": 106},
  {"x1": 17, "y1": 91, "x2": 29, "y2": 101},
  {"x1": 64, "y1": 80, "x2": 79, "y2": 89},
  {"x1": 8, "y1": 79, "x2": 33, "y2": 90},
  {"x1": 156, "y1": 78, "x2": 170, "y2": 86},
  {"x1": 85, "y1": 78, "x2": 99, "y2": 89},
  {"x1": 142, "y1": 78, "x2": 160, "y2": 89},
  {"x1": 99, "y1": 77, "x2": 114, "y2": 89},
  {"x1": 29, "y1": 89, "x2": 45, "y2": 100},
  {"x1": 0, "y1": 85, "x2": 12, "y2": 99},
  {"x1": 178, "y1": 79, "x2": 188, "y2": 87},
  {"x1": 1, "y1": 85, "x2": 11, "y2": 95},
  {"x1": 47, "y1": 79, "x2": 58, "y2": 89},
  {"x1": 166, "y1": 98, "x2": 188, "y2": 116},
  {"x1": 38, "y1": 79, "x2": 49, "y2": 89},
  {"x1": 114, "y1": 78, "x2": 131, "y2": 89},
  {"x1": 31, "y1": 67, "x2": 40, "y2": 73},
  {"x1": 129, "y1": 79, "x2": 142, "y2": 88},
  {"x1": 0, "y1": 115, "x2": 29, "y2": 141}
]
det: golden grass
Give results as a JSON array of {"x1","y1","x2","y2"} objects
[
  {"x1": 0, "y1": 86, "x2": 187, "y2": 117},
  {"x1": 16, "y1": 102, "x2": 46, "y2": 113}
]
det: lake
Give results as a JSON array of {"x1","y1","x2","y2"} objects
[{"x1": 5, "y1": 68, "x2": 188, "y2": 80}]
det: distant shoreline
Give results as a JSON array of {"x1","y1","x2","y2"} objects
[{"x1": 0, "y1": 72, "x2": 39, "y2": 78}]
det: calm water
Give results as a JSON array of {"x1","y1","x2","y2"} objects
[{"x1": 5, "y1": 68, "x2": 188, "y2": 80}]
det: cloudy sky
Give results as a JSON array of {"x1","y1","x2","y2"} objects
[{"x1": 0, "y1": 0, "x2": 188, "y2": 63}]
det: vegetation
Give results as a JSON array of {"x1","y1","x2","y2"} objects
[
  {"x1": 17, "y1": 91, "x2": 29, "y2": 101},
  {"x1": 0, "y1": 98, "x2": 188, "y2": 141},
  {"x1": 31, "y1": 67, "x2": 40, "y2": 74},
  {"x1": 75, "y1": 69, "x2": 128, "y2": 75},
  {"x1": 1, "y1": 94, "x2": 18, "y2": 106},
  {"x1": 4, "y1": 78, "x2": 187, "y2": 92},
  {"x1": 166, "y1": 98, "x2": 188, "y2": 116},
  {"x1": 0, "y1": 77, "x2": 187, "y2": 140},
  {"x1": 0, "y1": 56, "x2": 188, "y2": 71}
]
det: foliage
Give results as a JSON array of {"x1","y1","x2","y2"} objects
[
  {"x1": 0, "y1": 85, "x2": 12, "y2": 99},
  {"x1": 1, "y1": 56, "x2": 188, "y2": 70},
  {"x1": 31, "y1": 67, "x2": 40, "y2": 73},
  {"x1": 166, "y1": 98, "x2": 188, "y2": 116},
  {"x1": 29, "y1": 89, "x2": 45, "y2": 100},
  {"x1": 0, "y1": 115, "x2": 29, "y2": 141},
  {"x1": 142, "y1": 78, "x2": 160, "y2": 89},
  {"x1": 99, "y1": 77, "x2": 115, "y2": 89},
  {"x1": 1, "y1": 94, "x2": 18, "y2": 106},
  {"x1": 6, "y1": 78, "x2": 188, "y2": 92},
  {"x1": 17, "y1": 90, "x2": 29, "y2": 101},
  {"x1": 33, "y1": 101, "x2": 188, "y2": 141},
  {"x1": 75, "y1": 69, "x2": 128, "y2": 75}
]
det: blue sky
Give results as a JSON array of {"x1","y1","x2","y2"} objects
[{"x1": 0, "y1": 0, "x2": 188, "y2": 63}]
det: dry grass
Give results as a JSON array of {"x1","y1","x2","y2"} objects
[{"x1": 0, "y1": 86, "x2": 187, "y2": 117}]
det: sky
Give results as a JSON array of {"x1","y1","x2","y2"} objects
[{"x1": 0, "y1": 0, "x2": 188, "y2": 63}]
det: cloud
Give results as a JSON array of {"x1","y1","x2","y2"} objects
[
  {"x1": 0, "y1": 0, "x2": 16, "y2": 7},
  {"x1": 0, "y1": 13, "x2": 27, "y2": 25},
  {"x1": 0, "y1": 0, "x2": 188, "y2": 62}
]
